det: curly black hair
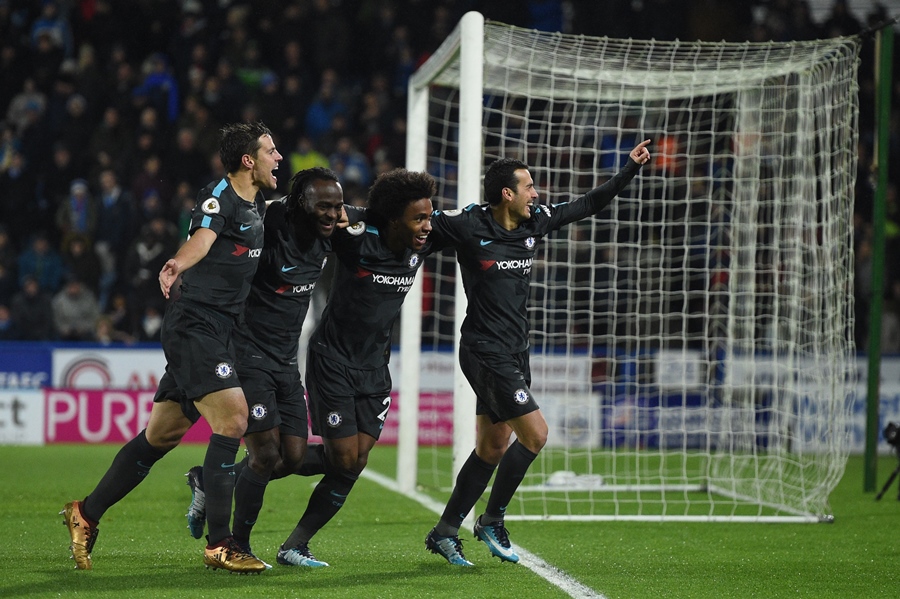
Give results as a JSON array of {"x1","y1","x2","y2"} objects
[
  {"x1": 367, "y1": 168, "x2": 436, "y2": 229},
  {"x1": 218, "y1": 121, "x2": 273, "y2": 173}
]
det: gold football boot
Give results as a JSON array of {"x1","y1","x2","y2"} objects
[
  {"x1": 61, "y1": 500, "x2": 99, "y2": 570},
  {"x1": 203, "y1": 537, "x2": 267, "y2": 573}
]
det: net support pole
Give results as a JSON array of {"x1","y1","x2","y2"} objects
[
  {"x1": 864, "y1": 24, "x2": 893, "y2": 493},
  {"x1": 451, "y1": 11, "x2": 483, "y2": 490},
  {"x1": 397, "y1": 61, "x2": 431, "y2": 494}
]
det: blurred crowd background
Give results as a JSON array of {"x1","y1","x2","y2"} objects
[{"x1": 0, "y1": 0, "x2": 897, "y2": 351}]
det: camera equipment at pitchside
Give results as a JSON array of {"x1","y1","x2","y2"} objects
[{"x1": 876, "y1": 422, "x2": 900, "y2": 501}]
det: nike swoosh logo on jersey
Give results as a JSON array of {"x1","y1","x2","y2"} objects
[
  {"x1": 221, "y1": 462, "x2": 236, "y2": 468},
  {"x1": 480, "y1": 239, "x2": 493, "y2": 246},
  {"x1": 282, "y1": 265, "x2": 298, "y2": 272},
  {"x1": 240, "y1": 223, "x2": 252, "y2": 231}
]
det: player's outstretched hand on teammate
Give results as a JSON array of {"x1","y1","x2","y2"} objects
[{"x1": 631, "y1": 139, "x2": 652, "y2": 165}]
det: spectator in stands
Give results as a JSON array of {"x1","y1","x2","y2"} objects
[
  {"x1": 253, "y1": 72, "x2": 287, "y2": 137},
  {"x1": 132, "y1": 53, "x2": 180, "y2": 125},
  {"x1": 171, "y1": 181, "x2": 195, "y2": 240},
  {"x1": 0, "y1": 149, "x2": 37, "y2": 249},
  {"x1": 176, "y1": 95, "x2": 220, "y2": 160},
  {"x1": 29, "y1": 0, "x2": 74, "y2": 59},
  {"x1": 167, "y1": 127, "x2": 208, "y2": 191},
  {"x1": 307, "y1": 0, "x2": 352, "y2": 76},
  {"x1": 74, "y1": 44, "x2": 104, "y2": 111},
  {"x1": 288, "y1": 135, "x2": 330, "y2": 176},
  {"x1": 0, "y1": 45, "x2": 28, "y2": 118},
  {"x1": 5, "y1": 77, "x2": 46, "y2": 135},
  {"x1": 124, "y1": 215, "x2": 179, "y2": 330},
  {"x1": 30, "y1": 30, "x2": 65, "y2": 93},
  {"x1": 204, "y1": 57, "x2": 247, "y2": 124},
  {"x1": 43, "y1": 64, "x2": 78, "y2": 137},
  {"x1": 94, "y1": 167, "x2": 135, "y2": 308},
  {"x1": 52, "y1": 274, "x2": 100, "y2": 341},
  {"x1": 103, "y1": 291, "x2": 137, "y2": 342},
  {"x1": 130, "y1": 154, "x2": 171, "y2": 215},
  {"x1": 61, "y1": 233, "x2": 102, "y2": 298},
  {"x1": 55, "y1": 178, "x2": 97, "y2": 247},
  {"x1": 94, "y1": 313, "x2": 134, "y2": 345},
  {"x1": 304, "y1": 70, "x2": 347, "y2": 145},
  {"x1": 822, "y1": 0, "x2": 861, "y2": 37},
  {"x1": 137, "y1": 303, "x2": 164, "y2": 342},
  {"x1": 87, "y1": 107, "x2": 129, "y2": 175},
  {"x1": 279, "y1": 73, "x2": 310, "y2": 146},
  {"x1": 328, "y1": 135, "x2": 372, "y2": 190},
  {"x1": 18, "y1": 232, "x2": 64, "y2": 293},
  {"x1": 57, "y1": 94, "x2": 92, "y2": 157},
  {"x1": 39, "y1": 142, "x2": 80, "y2": 213},
  {"x1": 10, "y1": 275, "x2": 56, "y2": 340},
  {"x1": 357, "y1": 90, "x2": 389, "y2": 161}
]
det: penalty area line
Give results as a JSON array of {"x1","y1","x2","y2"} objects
[{"x1": 362, "y1": 468, "x2": 607, "y2": 599}]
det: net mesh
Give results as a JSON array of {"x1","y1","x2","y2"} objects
[{"x1": 406, "y1": 18, "x2": 860, "y2": 521}]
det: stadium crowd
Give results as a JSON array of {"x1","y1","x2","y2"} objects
[{"x1": 0, "y1": 0, "x2": 897, "y2": 351}]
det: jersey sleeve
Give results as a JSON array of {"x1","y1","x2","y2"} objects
[
  {"x1": 542, "y1": 158, "x2": 642, "y2": 232},
  {"x1": 345, "y1": 204, "x2": 365, "y2": 225},
  {"x1": 429, "y1": 204, "x2": 478, "y2": 250},
  {"x1": 263, "y1": 200, "x2": 288, "y2": 246},
  {"x1": 189, "y1": 193, "x2": 230, "y2": 236}
]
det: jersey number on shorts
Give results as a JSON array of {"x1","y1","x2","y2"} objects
[{"x1": 377, "y1": 396, "x2": 391, "y2": 422}]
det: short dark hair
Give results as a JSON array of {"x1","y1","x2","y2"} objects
[
  {"x1": 483, "y1": 157, "x2": 528, "y2": 205},
  {"x1": 367, "y1": 168, "x2": 436, "y2": 229},
  {"x1": 285, "y1": 166, "x2": 340, "y2": 217},
  {"x1": 218, "y1": 121, "x2": 273, "y2": 173}
]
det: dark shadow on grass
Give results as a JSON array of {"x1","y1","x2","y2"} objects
[{"x1": 4, "y1": 558, "x2": 486, "y2": 598}]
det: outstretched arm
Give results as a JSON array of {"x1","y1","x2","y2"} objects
[{"x1": 159, "y1": 228, "x2": 217, "y2": 298}]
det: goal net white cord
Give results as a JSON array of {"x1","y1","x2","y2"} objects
[{"x1": 397, "y1": 11, "x2": 859, "y2": 522}]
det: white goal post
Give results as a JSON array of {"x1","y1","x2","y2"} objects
[{"x1": 397, "y1": 11, "x2": 859, "y2": 522}]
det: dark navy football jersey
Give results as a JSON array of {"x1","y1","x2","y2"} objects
[
  {"x1": 235, "y1": 200, "x2": 333, "y2": 371},
  {"x1": 429, "y1": 159, "x2": 642, "y2": 354},
  {"x1": 178, "y1": 178, "x2": 265, "y2": 314},
  {"x1": 309, "y1": 218, "x2": 435, "y2": 370}
]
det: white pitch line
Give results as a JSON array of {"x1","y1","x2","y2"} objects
[{"x1": 361, "y1": 469, "x2": 607, "y2": 599}]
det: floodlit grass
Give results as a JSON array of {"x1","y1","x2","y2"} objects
[{"x1": 1, "y1": 444, "x2": 897, "y2": 598}]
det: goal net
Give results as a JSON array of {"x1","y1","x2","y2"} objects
[{"x1": 397, "y1": 12, "x2": 859, "y2": 522}]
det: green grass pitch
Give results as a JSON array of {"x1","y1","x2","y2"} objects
[{"x1": 1, "y1": 443, "x2": 897, "y2": 598}]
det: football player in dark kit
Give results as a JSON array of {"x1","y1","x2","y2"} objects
[
  {"x1": 62, "y1": 122, "x2": 282, "y2": 574},
  {"x1": 182, "y1": 167, "x2": 349, "y2": 567},
  {"x1": 424, "y1": 140, "x2": 652, "y2": 566},
  {"x1": 273, "y1": 168, "x2": 437, "y2": 566}
]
